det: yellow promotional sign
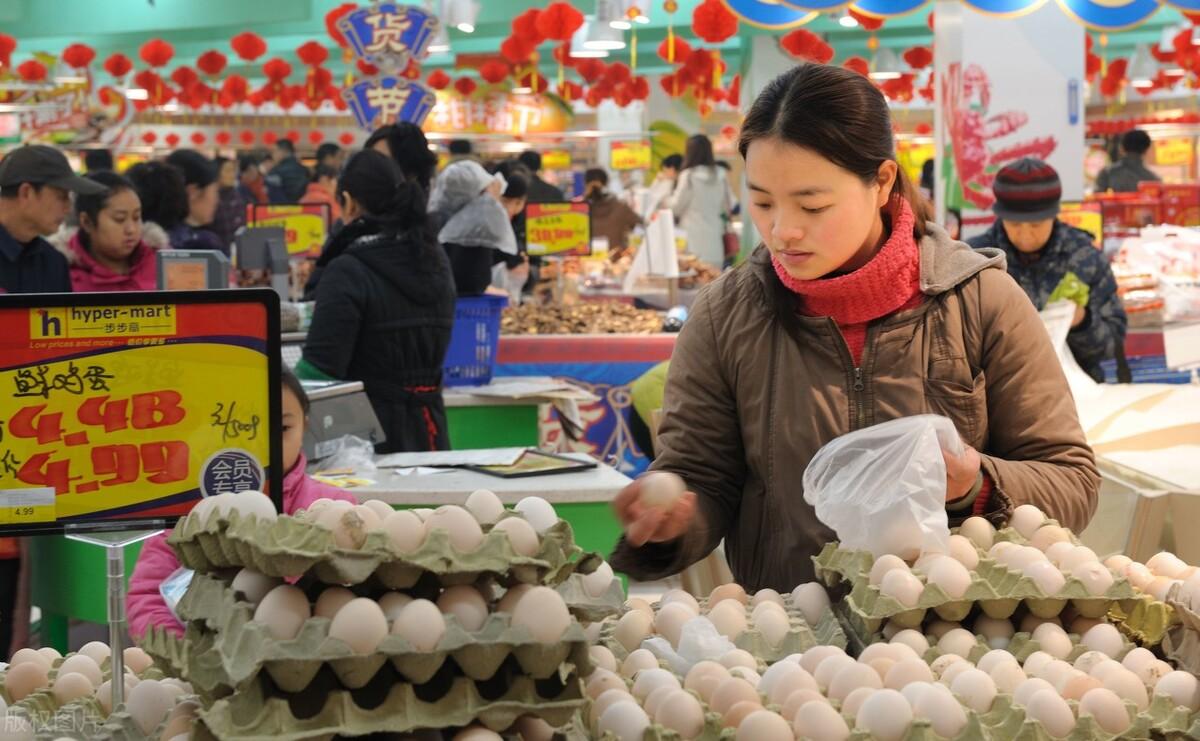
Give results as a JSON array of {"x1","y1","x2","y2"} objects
[
  {"x1": 1155, "y1": 138, "x2": 1195, "y2": 167},
  {"x1": 0, "y1": 292, "x2": 281, "y2": 534},
  {"x1": 525, "y1": 202, "x2": 592, "y2": 257},
  {"x1": 248, "y1": 205, "x2": 331, "y2": 258},
  {"x1": 424, "y1": 92, "x2": 571, "y2": 135},
  {"x1": 542, "y1": 150, "x2": 572, "y2": 171},
  {"x1": 1059, "y1": 202, "x2": 1103, "y2": 247},
  {"x1": 611, "y1": 140, "x2": 651, "y2": 171}
]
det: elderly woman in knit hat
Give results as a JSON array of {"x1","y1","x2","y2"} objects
[
  {"x1": 430, "y1": 159, "x2": 519, "y2": 296},
  {"x1": 967, "y1": 158, "x2": 1127, "y2": 382}
]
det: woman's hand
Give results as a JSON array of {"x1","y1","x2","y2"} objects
[
  {"x1": 944, "y1": 444, "x2": 982, "y2": 502},
  {"x1": 613, "y1": 477, "x2": 698, "y2": 547}
]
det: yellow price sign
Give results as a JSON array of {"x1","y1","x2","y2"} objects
[
  {"x1": 525, "y1": 202, "x2": 592, "y2": 257},
  {"x1": 248, "y1": 205, "x2": 331, "y2": 258},
  {"x1": 0, "y1": 488, "x2": 55, "y2": 525},
  {"x1": 1156, "y1": 138, "x2": 1194, "y2": 167},
  {"x1": 611, "y1": 140, "x2": 651, "y2": 171},
  {"x1": 542, "y1": 150, "x2": 572, "y2": 171},
  {"x1": 1059, "y1": 202, "x2": 1103, "y2": 247}
]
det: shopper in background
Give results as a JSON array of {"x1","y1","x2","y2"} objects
[
  {"x1": 315, "y1": 142, "x2": 344, "y2": 172},
  {"x1": 669, "y1": 133, "x2": 737, "y2": 268},
  {"x1": 0, "y1": 144, "x2": 107, "y2": 294},
  {"x1": 610, "y1": 65, "x2": 1099, "y2": 591},
  {"x1": 430, "y1": 159, "x2": 519, "y2": 296},
  {"x1": 211, "y1": 156, "x2": 247, "y2": 249},
  {"x1": 968, "y1": 158, "x2": 1127, "y2": 383},
  {"x1": 1095, "y1": 129, "x2": 1160, "y2": 193},
  {"x1": 490, "y1": 159, "x2": 531, "y2": 302},
  {"x1": 365, "y1": 123, "x2": 439, "y2": 196},
  {"x1": 126, "y1": 160, "x2": 189, "y2": 250},
  {"x1": 645, "y1": 153, "x2": 682, "y2": 219},
  {"x1": 584, "y1": 168, "x2": 642, "y2": 258},
  {"x1": 299, "y1": 149, "x2": 455, "y2": 453},
  {"x1": 237, "y1": 153, "x2": 268, "y2": 205},
  {"x1": 83, "y1": 148, "x2": 114, "y2": 173},
  {"x1": 302, "y1": 164, "x2": 343, "y2": 225},
  {"x1": 127, "y1": 370, "x2": 356, "y2": 639},
  {"x1": 164, "y1": 149, "x2": 226, "y2": 254},
  {"x1": 52, "y1": 171, "x2": 165, "y2": 292},
  {"x1": 447, "y1": 139, "x2": 474, "y2": 164},
  {"x1": 518, "y1": 150, "x2": 565, "y2": 203},
  {"x1": 267, "y1": 138, "x2": 310, "y2": 203}
]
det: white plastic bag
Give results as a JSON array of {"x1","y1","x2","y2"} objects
[
  {"x1": 642, "y1": 617, "x2": 736, "y2": 676},
  {"x1": 802, "y1": 415, "x2": 961, "y2": 560}
]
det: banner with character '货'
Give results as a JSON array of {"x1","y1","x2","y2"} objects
[{"x1": 0, "y1": 291, "x2": 282, "y2": 535}]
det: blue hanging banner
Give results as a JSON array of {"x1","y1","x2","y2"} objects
[
  {"x1": 342, "y1": 76, "x2": 437, "y2": 130},
  {"x1": 853, "y1": 0, "x2": 933, "y2": 16},
  {"x1": 1053, "y1": 0, "x2": 1160, "y2": 29},
  {"x1": 958, "y1": 0, "x2": 1046, "y2": 16},
  {"x1": 720, "y1": 0, "x2": 820, "y2": 28},
  {"x1": 337, "y1": 2, "x2": 439, "y2": 69}
]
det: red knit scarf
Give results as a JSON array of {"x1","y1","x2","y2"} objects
[{"x1": 771, "y1": 196, "x2": 924, "y2": 365}]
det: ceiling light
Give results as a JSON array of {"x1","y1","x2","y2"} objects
[
  {"x1": 597, "y1": 0, "x2": 628, "y2": 29},
  {"x1": 583, "y1": 16, "x2": 626, "y2": 50},
  {"x1": 570, "y1": 17, "x2": 612, "y2": 56},
  {"x1": 442, "y1": 0, "x2": 479, "y2": 33},
  {"x1": 1128, "y1": 43, "x2": 1159, "y2": 85},
  {"x1": 125, "y1": 87, "x2": 149, "y2": 100},
  {"x1": 428, "y1": 23, "x2": 451, "y2": 53},
  {"x1": 839, "y1": 12, "x2": 859, "y2": 28},
  {"x1": 54, "y1": 76, "x2": 87, "y2": 85},
  {"x1": 869, "y1": 47, "x2": 903, "y2": 80}
]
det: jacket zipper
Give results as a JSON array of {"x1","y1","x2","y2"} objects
[{"x1": 831, "y1": 320, "x2": 875, "y2": 431}]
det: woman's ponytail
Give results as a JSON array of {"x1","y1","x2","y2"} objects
[{"x1": 337, "y1": 149, "x2": 428, "y2": 232}]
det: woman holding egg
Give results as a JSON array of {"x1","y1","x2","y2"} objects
[{"x1": 610, "y1": 64, "x2": 1099, "y2": 592}]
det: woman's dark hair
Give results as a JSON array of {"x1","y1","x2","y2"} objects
[
  {"x1": 661, "y1": 153, "x2": 683, "y2": 170},
  {"x1": 364, "y1": 123, "x2": 438, "y2": 193},
  {"x1": 313, "y1": 164, "x2": 339, "y2": 183},
  {"x1": 75, "y1": 171, "x2": 139, "y2": 250},
  {"x1": 739, "y1": 64, "x2": 929, "y2": 237},
  {"x1": 125, "y1": 160, "x2": 188, "y2": 229},
  {"x1": 492, "y1": 160, "x2": 530, "y2": 200},
  {"x1": 1122, "y1": 129, "x2": 1152, "y2": 156},
  {"x1": 165, "y1": 149, "x2": 218, "y2": 189},
  {"x1": 337, "y1": 149, "x2": 427, "y2": 231},
  {"x1": 281, "y1": 368, "x2": 310, "y2": 415},
  {"x1": 585, "y1": 168, "x2": 609, "y2": 186},
  {"x1": 682, "y1": 134, "x2": 716, "y2": 171}
]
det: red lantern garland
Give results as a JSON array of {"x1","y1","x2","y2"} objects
[
  {"x1": 0, "y1": 34, "x2": 15, "y2": 70},
  {"x1": 197, "y1": 50, "x2": 227, "y2": 77},
  {"x1": 536, "y1": 2, "x2": 584, "y2": 42},
  {"x1": 263, "y1": 58, "x2": 292, "y2": 81},
  {"x1": 453, "y1": 77, "x2": 477, "y2": 96},
  {"x1": 191, "y1": 132, "x2": 207, "y2": 146},
  {"x1": 725, "y1": 74, "x2": 741, "y2": 107},
  {"x1": 575, "y1": 59, "x2": 606, "y2": 84},
  {"x1": 62, "y1": 43, "x2": 95, "y2": 69},
  {"x1": 903, "y1": 46, "x2": 933, "y2": 70},
  {"x1": 164, "y1": 133, "x2": 181, "y2": 147},
  {"x1": 103, "y1": 53, "x2": 132, "y2": 78},
  {"x1": 216, "y1": 131, "x2": 232, "y2": 146},
  {"x1": 512, "y1": 8, "x2": 546, "y2": 45},
  {"x1": 297, "y1": 41, "x2": 329, "y2": 67},
  {"x1": 843, "y1": 57, "x2": 870, "y2": 77},
  {"x1": 240, "y1": 130, "x2": 256, "y2": 145},
  {"x1": 263, "y1": 131, "x2": 278, "y2": 146},
  {"x1": 557, "y1": 80, "x2": 583, "y2": 101},
  {"x1": 16, "y1": 60, "x2": 48, "y2": 83},
  {"x1": 479, "y1": 60, "x2": 510, "y2": 85},
  {"x1": 309, "y1": 130, "x2": 324, "y2": 145},
  {"x1": 427, "y1": 69, "x2": 451, "y2": 90},
  {"x1": 170, "y1": 66, "x2": 199, "y2": 89},
  {"x1": 231, "y1": 32, "x2": 267, "y2": 62},
  {"x1": 501, "y1": 36, "x2": 534, "y2": 65},
  {"x1": 339, "y1": 132, "x2": 355, "y2": 146},
  {"x1": 658, "y1": 36, "x2": 691, "y2": 64},
  {"x1": 285, "y1": 130, "x2": 301, "y2": 143},
  {"x1": 142, "y1": 131, "x2": 157, "y2": 145},
  {"x1": 692, "y1": 0, "x2": 738, "y2": 44},
  {"x1": 517, "y1": 71, "x2": 549, "y2": 93},
  {"x1": 628, "y1": 76, "x2": 650, "y2": 101},
  {"x1": 139, "y1": 38, "x2": 174, "y2": 68},
  {"x1": 222, "y1": 74, "x2": 249, "y2": 102},
  {"x1": 325, "y1": 3, "x2": 358, "y2": 48},
  {"x1": 780, "y1": 30, "x2": 833, "y2": 64}
]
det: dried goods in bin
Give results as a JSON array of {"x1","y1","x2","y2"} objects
[{"x1": 501, "y1": 302, "x2": 664, "y2": 335}]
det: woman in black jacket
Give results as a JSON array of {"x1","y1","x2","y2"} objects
[{"x1": 297, "y1": 150, "x2": 456, "y2": 453}]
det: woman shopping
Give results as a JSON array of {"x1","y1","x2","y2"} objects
[
  {"x1": 298, "y1": 150, "x2": 456, "y2": 453},
  {"x1": 669, "y1": 133, "x2": 737, "y2": 268},
  {"x1": 610, "y1": 64, "x2": 1099, "y2": 592},
  {"x1": 430, "y1": 159, "x2": 520, "y2": 296}
]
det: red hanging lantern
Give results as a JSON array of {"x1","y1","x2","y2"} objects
[
  {"x1": 103, "y1": 53, "x2": 132, "y2": 78},
  {"x1": 726, "y1": 74, "x2": 741, "y2": 107},
  {"x1": 552, "y1": 43, "x2": 577, "y2": 68},
  {"x1": 585, "y1": 87, "x2": 604, "y2": 107},
  {"x1": 692, "y1": 0, "x2": 738, "y2": 44},
  {"x1": 263, "y1": 131, "x2": 279, "y2": 146},
  {"x1": 513, "y1": 8, "x2": 547, "y2": 44},
  {"x1": 231, "y1": 32, "x2": 268, "y2": 62},
  {"x1": 605, "y1": 62, "x2": 632, "y2": 86},
  {"x1": 139, "y1": 38, "x2": 174, "y2": 68},
  {"x1": 843, "y1": 56, "x2": 870, "y2": 77},
  {"x1": 613, "y1": 85, "x2": 634, "y2": 107},
  {"x1": 479, "y1": 60, "x2": 510, "y2": 85},
  {"x1": 309, "y1": 130, "x2": 324, "y2": 145},
  {"x1": 517, "y1": 71, "x2": 548, "y2": 93},
  {"x1": 915, "y1": 122, "x2": 933, "y2": 135},
  {"x1": 658, "y1": 36, "x2": 691, "y2": 64},
  {"x1": 848, "y1": 8, "x2": 885, "y2": 32},
  {"x1": 307, "y1": 67, "x2": 333, "y2": 90},
  {"x1": 285, "y1": 130, "x2": 301, "y2": 143},
  {"x1": 683, "y1": 49, "x2": 714, "y2": 79},
  {"x1": 297, "y1": 41, "x2": 329, "y2": 67},
  {"x1": 536, "y1": 2, "x2": 585, "y2": 42},
  {"x1": 325, "y1": 3, "x2": 358, "y2": 48},
  {"x1": 500, "y1": 36, "x2": 534, "y2": 65},
  {"x1": 557, "y1": 80, "x2": 583, "y2": 101},
  {"x1": 454, "y1": 77, "x2": 477, "y2": 96},
  {"x1": 401, "y1": 59, "x2": 420, "y2": 79},
  {"x1": 903, "y1": 46, "x2": 933, "y2": 70},
  {"x1": 196, "y1": 50, "x2": 227, "y2": 77},
  {"x1": 141, "y1": 131, "x2": 158, "y2": 145},
  {"x1": 1086, "y1": 53, "x2": 1102, "y2": 82},
  {"x1": 263, "y1": 58, "x2": 292, "y2": 81},
  {"x1": 338, "y1": 131, "x2": 355, "y2": 146},
  {"x1": 165, "y1": 132, "x2": 181, "y2": 147},
  {"x1": 427, "y1": 69, "x2": 451, "y2": 90},
  {"x1": 575, "y1": 59, "x2": 606, "y2": 83},
  {"x1": 16, "y1": 60, "x2": 47, "y2": 83},
  {"x1": 628, "y1": 76, "x2": 650, "y2": 101},
  {"x1": 240, "y1": 130, "x2": 256, "y2": 145},
  {"x1": 222, "y1": 74, "x2": 249, "y2": 102},
  {"x1": 0, "y1": 34, "x2": 15, "y2": 69},
  {"x1": 216, "y1": 131, "x2": 232, "y2": 145},
  {"x1": 357, "y1": 59, "x2": 379, "y2": 76},
  {"x1": 62, "y1": 43, "x2": 95, "y2": 69},
  {"x1": 660, "y1": 72, "x2": 687, "y2": 97},
  {"x1": 171, "y1": 66, "x2": 200, "y2": 89},
  {"x1": 780, "y1": 30, "x2": 833, "y2": 64},
  {"x1": 191, "y1": 131, "x2": 207, "y2": 145}
]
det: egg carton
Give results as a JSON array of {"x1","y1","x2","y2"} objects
[
  {"x1": 0, "y1": 690, "x2": 202, "y2": 741},
  {"x1": 555, "y1": 572, "x2": 626, "y2": 624},
  {"x1": 192, "y1": 666, "x2": 585, "y2": 740},
  {"x1": 153, "y1": 571, "x2": 593, "y2": 695},
  {"x1": 168, "y1": 507, "x2": 599, "y2": 589},
  {"x1": 0, "y1": 662, "x2": 171, "y2": 708},
  {"x1": 814, "y1": 543, "x2": 1137, "y2": 633},
  {"x1": 1108, "y1": 595, "x2": 1177, "y2": 648},
  {"x1": 1162, "y1": 624, "x2": 1200, "y2": 678},
  {"x1": 982, "y1": 691, "x2": 1194, "y2": 741}
]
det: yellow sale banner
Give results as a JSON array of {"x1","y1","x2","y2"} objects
[
  {"x1": 247, "y1": 204, "x2": 331, "y2": 258},
  {"x1": 0, "y1": 292, "x2": 281, "y2": 534},
  {"x1": 611, "y1": 140, "x2": 651, "y2": 171},
  {"x1": 525, "y1": 202, "x2": 591, "y2": 257}
]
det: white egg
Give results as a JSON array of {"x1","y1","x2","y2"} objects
[
  {"x1": 709, "y1": 599, "x2": 748, "y2": 640},
  {"x1": 1010, "y1": 504, "x2": 1047, "y2": 539},
  {"x1": 464, "y1": 488, "x2": 505, "y2": 524},
  {"x1": 792, "y1": 699, "x2": 851, "y2": 741},
  {"x1": 511, "y1": 586, "x2": 571, "y2": 643},
  {"x1": 1020, "y1": 614, "x2": 1062, "y2": 635},
  {"x1": 913, "y1": 683, "x2": 968, "y2": 738},
  {"x1": 959, "y1": 516, "x2": 995, "y2": 549},
  {"x1": 889, "y1": 629, "x2": 931, "y2": 656},
  {"x1": 51, "y1": 672, "x2": 94, "y2": 704},
  {"x1": 884, "y1": 658, "x2": 934, "y2": 690},
  {"x1": 613, "y1": 609, "x2": 653, "y2": 652},
  {"x1": 1032, "y1": 623, "x2": 1073, "y2": 660},
  {"x1": 589, "y1": 645, "x2": 618, "y2": 674},
  {"x1": 856, "y1": 688, "x2": 913, "y2": 741},
  {"x1": 231, "y1": 569, "x2": 280, "y2": 606},
  {"x1": 1154, "y1": 671, "x2": 1200, "y2": 711},
  {"x1": 360, "y1": 498, "x2": 395, "y2": 520},
  {"x1": 497, "y1": 583, "x2": 532, "y2": 614},
  {"x1": 381, "y1": 510, "x2": 426, "y2": 553},
  {"x1": 990, "y1": 662, "x2": 1028, "y2": 694},
  {"x1": 250, "y1": 584, "x2": 310, "y2": 643},
  {"x1": 736, "y1": 709, "x2": 792, "y2": 740},
  {"x1": 1126, "y1": 563, "x2": 1155, "y2": 590},
  {"x1": 684, "y1": 661, "x2": 731, "y2": 701},
  {"x1": 947, "y1": 535, "x2": 980, "y2": 570},
  {"x1": 597, "y1": 700, "x2": 650, "y2": 741},
  {"x1": 798, "y1": 645, "x2": 846, "y2": 675},
  {"x1": 950, "y1": 668, "x2": 997, "y2": 713},
  {"x1": 781, "y1": 688, "x2": 829, "y2": 721},
  {"x1": 1058, "y1": 546, "x2": 1100, "y2": 575},
  {"x1": 492, "y1": 517, "x2": 540, "y2": 557},
  {"x1": 754, "y1": 608, "x2": 791, "y2": 647},
  {"x1": 1148, "y1": 576, "x2": 1181, "y2": 602},
  {"x1": 1147, "y1": 551, "x2": 1188, "y2": 579},
  {"x1": 1014, "y1": 677, "x2": 1057, "y2": 707},
  {"x1": 790, "y1": 582, "x2": 830, "y2": 626},
  {"x1": 729, "y1": 666, "x2": 761, "y2": 687},
  {"x1": 76, "y1": 641, "x2": 111, "y2": 666},
  {"x1": 631, "y1": 667, "x2": 681, "y2": 702},
  {"x1": 929, "y1": 653, "x2": 965, "y2": 680},
  {"x1": 1024, "y1": 560, "x2": 1066, "y2": 595},
  {"x1": 937, "y1": 628, "x2": 978, "y2": 659},
  {"x1": 1044, "y1": 541, "x2": 1076, "y2": 566},
  {"x1": 1061, "y1": 672, "x2": 1103, "y2": 700},
  {"x1": 880, "y1": 569, "x2": 924, "y2": 608},
  {"x1": 452, "y1": 726, "x2": 502, "y2": 741},
  {"x1": 870, "y1": 555, "x2": 910, "y2": 586},
  {"x1": 423, "y1": 505, "x2": 485, "y2": 552},
  {"x1": 813, "y1": 654, "x2": 858, "y2": 693},
  {"x1": 316, "y1": 506, "x2": 372, "y2": 549},
  {"x1": 590, "y1": 686, "x2": 635, "y2": 725},
  {"x1": 710, "y1": 677, "x2": 760, "y2": 715},
  {"x1": 587, "y1": 671, "x2": 628, "y2": 701},
  {"x1": 1080, "y1": 623, "x2": 1123, "y2": 658},
  {"x1": 976, "y1": 649, "x2": 1018, "y2": 675},
  {"x1": 1103, "y1": 667, "x2": 1149, "y2": 710},
  {"x1": 720, "y1": 649, "x2": 758, "y2": 671},
  {"x1": 314, "y1": 586, "x2": 357, "y2": 619},
  {"x1": 828, "y1": 662, "x2": 883, "y2": 702},
  {"x1": 639, "y1": 471, "x2": 686, "y2": 509},
  {"x1": 582, "y1": 560, "x2": 615, "y2": 598},
  {"x1": 927, "y1": 556, "x2": 972, "y2": 599},
  {"x1": 437, "y1": 586, "x2": 489, "y2": 632},
  {"x1": 764, "y1": 665, "x2": 819, "y2": 706},
  {"x1": 378, "y1": 591, "x2": 414, "y2": 622},
  {"x1": 57, "y1": 654, "x2": 103, "y2": 687},
  {"x1": 1031, "y1": 525, "x2": 1072, "y2": 552},
  {"x1": 1026, "y1": 689, "x2": 1076, "y2": 738},
  {"x1": 1039, "y1": 660, "x2": 1075, "y2": 690},
  {"x1": 655, "y1": 602, "x2": 697, "y2": 648},
  {"x1": 514, "y1": 496, "x2": 558, "y2": 533},
  {"x1": 1080, "y1": 687, "x2": 1132, "y2": 735},
  {"x1": 1074, "y1": 651, "x2": 1111, "y2": 675},
  {"x1": 126, "y1": 679, "x2": 174, "y2": 735},
  {"x1": 391, "y1": 599, "x2": 446, "y2": 651},
  {"x1": 1072, "y1": 561, "x2": 1115, "y2": 596},
  {"x1": 656, "y1": 689, "x2": 706, "y2": 740},
  {"x1": 1104, "y1": 554, "x2": 1133, "y2": 574},
  {"x1": 228, "y1": 490, "x2": 280, "y2": 521},
  {"x1": 621, "y1": 649, "x2": 659, "y2": 679},
  {"x1": 661, "y1": 589, "x2": 701, "y2": 615},
  {"x1": 329, "y1": 598, "x2": 389, "y2": 653}
]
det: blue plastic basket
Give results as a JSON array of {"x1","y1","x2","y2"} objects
[
  {"x1": 443, "y1": 294, "x2": 508, "y2": 387},
  {"x1": 1101, "y1": 354, "x2": 1195, "y2": 385}
]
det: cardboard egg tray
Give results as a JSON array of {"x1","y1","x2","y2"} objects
[
  {"x1": 142, "y1": 571, "x2": 593, "y2": 696},
  {"x1": 191, "y1": 666, "x2": 585, "y2": 741},
  {"x1": 555, "y1": 572, "x2": 626, "y2": 624},
  {"x1": 0, "y1": 683, "x2": 199, "y2": 741},
  {"x1": 1109, "y1": 596, "x2": 1178, "y2": 648},
  {"x1": 168, "y1": 508, "x2": 598, "y2": 589},
  {"x1": 1161, "y1": 590, "x2": 1200, "y2": 676},
  {"x1": 814, "y1": 542, "x2": 1137, "y2": 634}
]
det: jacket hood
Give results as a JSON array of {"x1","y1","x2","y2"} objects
[
  {"x1": 346, "y1": 222, "x2": 454, "y2": 306},
  {"x1": 750, "y1": 220, "x2": 1006, "y2": 299}
]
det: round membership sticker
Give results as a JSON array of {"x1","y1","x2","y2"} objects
[{"x1": 199, "y1": 448, "x2": 265, "y2": 497}]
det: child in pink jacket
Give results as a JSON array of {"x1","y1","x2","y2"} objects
[{"x1": 127, "y1": 371, "x2": 358, "y2": 639}]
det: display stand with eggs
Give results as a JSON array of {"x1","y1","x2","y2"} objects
[
  {"x1": 1107, "y1": 550, "x2": 1195, "y2": 648},
  {"x1": 145, "y1": 491, "x2": 619, "y2": 739},
  {"x1": 1162, "y1": 567, "x2": 1200, "y2": 701},
  {"x1": 0, "y1": 640, "x2": 199, "y2": 739}
]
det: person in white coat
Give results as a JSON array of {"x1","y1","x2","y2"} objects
[{"x1": 670, "y1": 134, "x2": 737, "y2": 268}]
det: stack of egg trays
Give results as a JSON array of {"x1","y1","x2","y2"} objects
[
  {"x1": 1163, "y1": 586, "x2": 1200, "y2": 676},
  {"x1": 1109, "y1": 596, "x2": 1177, "y2": 649},
  {"x1": 813, "y1": 534, "x2": 1137, "y2": 635},
  {"x1": 600, "y1": 594, "x2": 847, "y2": 666},
  {"x1": 0, "y1": 661, "x2": 196, "y2": 740}
]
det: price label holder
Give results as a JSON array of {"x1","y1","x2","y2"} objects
[{"x1": 0, "y1": 487, "x2": 55, "y2": 525}]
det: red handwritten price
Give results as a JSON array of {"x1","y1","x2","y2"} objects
[
  {"x1": 8, "y1": 390, "x2": 186, "y2": 445},
  {"x1": 17, "y1": 441, "x2": 190, "y2": 495}
]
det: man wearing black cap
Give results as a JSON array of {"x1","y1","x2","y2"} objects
[
  {"x1": 968, "y1": 157, "x2": 1127, "y2": 383},
  {"x1": 0, "y1": 145, "x2": 108, "y2": 294}
]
